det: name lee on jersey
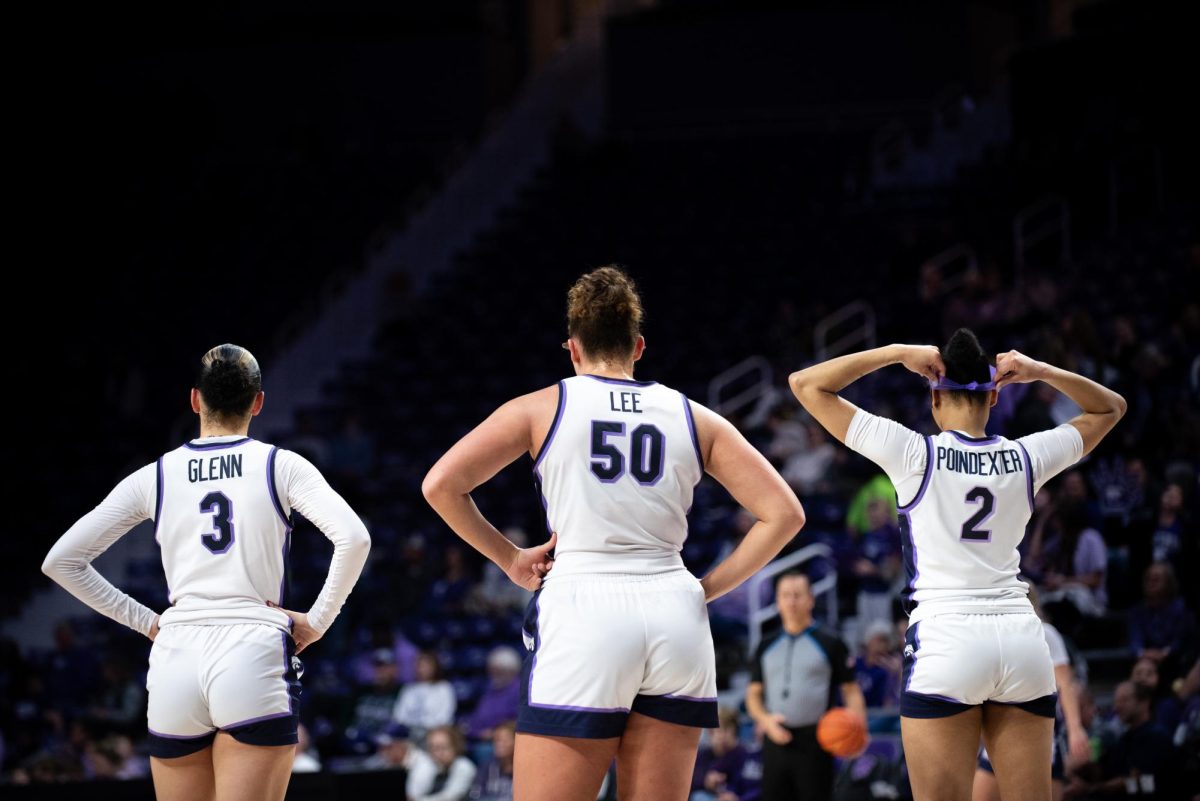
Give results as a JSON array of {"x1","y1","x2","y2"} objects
[
  {"x1": 187, "y1": 455, "x2": 244, "y2": 483},
  {"x1": 936, "y1": 446, "x2": 1024, "y2": 476},
  {"x1": 609, "y1": 391, "x2": 642, "y2": 413}
]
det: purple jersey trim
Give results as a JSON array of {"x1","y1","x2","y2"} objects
[
  {"x1": 532, "y1": 381, "x2": 567, "y2": 471},
  {"x1": 897, "y1": 436, "x2": 934, "y2": 511},
  {"x1": 183, "y1": 437, "x2": 252, "y2": 451},
  {"x1": 681, "y1": 394, "x2": 704, "y2": 473},
  {"x1": 1015, "y1": 441, "x2": 1035, "y2": 513}
]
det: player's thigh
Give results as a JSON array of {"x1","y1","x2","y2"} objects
[
  {"x1": 901, "y1": 707, "x2": 983, "y2": 801},
  {"x1": 992, "y1": 614, "x2": 1057, "y2": 708},
  {"x1": 211, "y1": 731, "x2": 294, "y2": 801},
  {"x1": 902, "y1": 616, "x2": 999, "y2": 711},
  {"x1": 147, "y1": 626, "x2": 218, "y2": 758},
  {"x1": 514, "y1": 732, "x2": 619, "y2": 801},
  {"x1": 615, "y1": 712, "x2": 702, "y2": 801},
  {"x1": 207, "y1": 625, "x2": 301, "y2": 748},
  {"x1": 972, "y1": 767, "x2": 1000, "y2": 801},
  {"x1": 981, "y1": 703, "x2": 1054, "y2": 801},
  {"x1": 150, "y1": 746, "x2": 216, "y2": 801}
]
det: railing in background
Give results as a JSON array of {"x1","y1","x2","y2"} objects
[
  {"x1": 708, "y1": 355, "x2": 774, "y2": 420},
  {"x1": 919, "y1": 242, "x2": 977, "y2": 299},
  {"x1": 747, "y1": 544, "x2": 838, "y2": 655},
  {"x1": 1013, "y1": 195, "x2": 1071, "y2": 281},
  {"x1": 814, "y1": 300, "x2": 876, "y2": 362}
]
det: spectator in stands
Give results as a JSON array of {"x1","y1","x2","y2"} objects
[
  {"x1": 85, "y1": 656, "x2": 145, "y2": 734},
  {"x1": 1129, "y1": 562, "x2": 1196, "y2": 680},
  {"x1": 363, "y1": 722, "x2": 437, "y2": 792},
  {"x1": 470, "y1": 720, "x2": 515, "y2": 801},
  {"x1": 328, "y1": 413, "x2": 375, "y2": 485},
  {"x1": 746, "y1": 572, "x2": 866, "y2": 801},
  {"x1": 851, "y1": 498, "x2": 901, "y2": 633},
  {"x1": 854, "y1": 621, "x2": 901, "y2": 710},
  {"x1": 346, "y1": 648, "x2": 403, "y2": 748},
  {"x1": 43, "y1": 622, "x2": 97, "y2": 716},
  {"x1": 1077, "y1": 681, "x2": 1182, "y2": 800},
  {"x1": 781, "y1": 422, "x2": 837, "y2": 495},
  {"x1": 466, "y1": 527, "x2": 533, "y2": 617},
  {"x1": 350, "y1": 620, "x2": 421, "y2": 686},
  {"x1": 1034, "y1": 500, "x2": 1108, "y2": 632},
  {"x1": 83, "y1": 733, "x2": 145, "y2": 780},
  {"x1": 410, "y1": 725, "x2": 476, "y2": 801},
  {"x1": 394, "y1": 651, "x2": 457, "y2": 743},
  {"x1": 1149, "y1": 484, "x2": 1193, "y2": 576},
  {"x1": 466, "y1": 647, "x2": 522, "y2": 740},
  {"x1": 845, "y1": 475, "x2": 897, "y2": 537},
  {"x1": 690, "y1": 707, "x2": 757, "y2": 801},
  {"x1": 426, "y1": 546, "x2": 476, "y2": 617},
  {"x1": 292, "y1": 724, "x2": 321, "y2": 773}
]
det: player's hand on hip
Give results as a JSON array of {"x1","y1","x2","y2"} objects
[
  {"x1": 147, "y1": 616, "x2": 160, "y2": 642},
  {"x1": 994, "y1": 349, "x2": 1044, "y2": 388},
  {"x1": 267, "y1": 602, "x2": 321, "y2": 654},
  {"x1": 506, "y1": 531, "x2": 557, "y2": 591},
  {"x1": 896, "y1": 344, "x2": 945, "y2": 383}
]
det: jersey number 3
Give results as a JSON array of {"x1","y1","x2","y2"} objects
[
  {"x1": 960, "y1": 487, "x2": 995, "y2": 542},
  {"x1": 200, "y1": 491, "x2": 235, "y2": 554},
  {"x1": 590, "y1": 421, "x2": 665, "y2": 485}
]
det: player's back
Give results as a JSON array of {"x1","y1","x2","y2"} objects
[
  {"x1": 902, "y1": 430, "x2": 1037, "y2": 620},
  {"x1": 155, "y1": 434, "x2": 292, "y2": 631},
  {"x1": 535, "y1": 375, "x2": 703, "y2": 577}
]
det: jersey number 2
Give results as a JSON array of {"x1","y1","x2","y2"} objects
[
  {"x1": 200, "y1": 491, "x2": 235, "y2": 554},
  {"x1": 960, "y1": 487, "x2": 995, "y2": 542},
  {"x1": 590, "y1": 421, "x2": 665, "y2": 485}
]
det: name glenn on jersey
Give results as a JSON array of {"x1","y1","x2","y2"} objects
[
  {"x1": 935, "y1": 446, "x2": 1024, "y2": 476},
  {"x1": 187, "y1": 454, "x2": 244, "y2": 483}
]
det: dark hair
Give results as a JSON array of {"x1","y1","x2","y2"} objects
[
  {"x1": 1126, "y1": 681, "x2": 1154, "y2": 706},
  {"x1": 774, "y1": 570, "x2": 810, "y2": 592},
  {"x1": 567, "y1": 266, "x2": 644, "y2": 361},
  {"x1": 196, "y1": 344, "x2": 262, "y2": 419},
  {"x1": 940, "y1": 328, "x2": 992, "y2": 407}
]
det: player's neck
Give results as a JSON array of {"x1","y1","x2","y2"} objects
[
  {"x1": 577, "y1": 360, "x2": 636, "y2": 381},
  {"x1": 198, "y1": 421, "x2": 250, "y2": 438},
  {"x1": 939, "y1": 413, "x2": 988, "y2": 438}
]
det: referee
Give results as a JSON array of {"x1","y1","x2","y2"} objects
[{"x1": 747, "y1": 571, "x2": 867, "y2": 801}]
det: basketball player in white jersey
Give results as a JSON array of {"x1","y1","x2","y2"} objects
[
  {"x1": 973, "y1": 587, "x2": 1090, "y2": 801},
  {"x1": 423, "y1": 267, "x2": 806, "y2": 801},
  {"x1": 788, "y1": 329, "x2": 1125, "y2": 801},
  {"x1": 42, "y1": 344, "x2": 371, "y2": 801}
]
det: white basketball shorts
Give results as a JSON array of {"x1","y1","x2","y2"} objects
[
  {"x1": 146, "y1": 623, "x2": 301, "y2": 757},
  {"x1": 517, "y1": 570, "x2": 719, "y2": 738},
  {"x1": 901, "y1": 612, "x2": 1057, "y2": 718}
]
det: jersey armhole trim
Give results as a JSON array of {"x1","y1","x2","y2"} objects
[
  {"x1": 681, "y1": 394, "x2": 704, "y2": 473},
  {"x1": 153, "y1": 457, "x2": 165, "y2": 544},
  {"x1": 532, "y1": 380, "x2": 566, "y2": 471},
  {"x1": 897, "y1": 436, "x2": 934, "y2": 512},
  {"x1": 1015, "y1": 441, "x2": 1035, "y2": 513},
  {"x1": 266, "y1": 447, "x2": 292, "y2": 528}
]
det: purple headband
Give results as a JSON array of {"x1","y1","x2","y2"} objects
[{"x1": 930, "y1": 365, "x2": 997, "y2": 392}]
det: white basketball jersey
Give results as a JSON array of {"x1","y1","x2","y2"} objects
[
  {"x1": 534, "y1": 375, "x2": 704, "y2": 577},
  {"x1": 156, "y1": 436, "x2": 292, "y2": 631},
  {"x1": 899, "y1": 430, "x2": 1038, "y2": 621},
  {"x1": 846, "y1": 410, "x2": 1083, "y2": 624}
]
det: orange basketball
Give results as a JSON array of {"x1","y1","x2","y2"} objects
[{"x1": 816, "y1": 708, "x2": 869, "y2": 757}]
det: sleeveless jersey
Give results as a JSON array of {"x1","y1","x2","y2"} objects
[
  {"x1": 846, "y1": 411, "x2": 1083, "y2": 623},
  {"x1": 534, "y1": 375, "x2": 704, "y2": 576},
  {"x1": 156, "y1": 436, "x2": 292, "y2": 631}
]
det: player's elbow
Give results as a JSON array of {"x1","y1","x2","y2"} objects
[
  {"x1": 41, "y1": 549, "x2": 70, "y2": 581},
  {"x1": 421, "y1": 466, "x2": 451, "y2": 506},
  {"x1": 348, "y1": 523, "x2": 372, "y2": 555},
  {"x1": 1112, "y1": 392, "x2": 1128, "y2": 419},
  {"x1": 787, "y1": 369, "x2": 811, "y2": 398},
  {"x1": 775, "y1": 495, "x2": 806, "y2": 539}
]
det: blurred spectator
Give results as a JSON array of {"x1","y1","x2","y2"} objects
[
  {"x1": 1034, "y1": 501, "x2": 1108, "y2": 632},
  {"x1": 346, "y1": 648, "x2": 403, "y2": 747},
  {"x1": 363, "y1": 722, "x2": 435, "y2": 789},
  {"x1": 470, "y1": 721, "x2": 515, "y2": 801},
  {"x1": 394, "y1": 651, "x2": 456, "y2": 742},
  {"x1": 292, "y1": 724, "x2": 322, "y2": 773},
  {"x1": 781, "y1": 423, "x2": 836, "y2": 495},
  {"x1": 466, "y1": 647, "x2": 522, "y2": 740},
  {"x1": 350, "y1": 621, "x2": 420, "y2": 686},
  {"x1": 1129, "y1": 562, "x2": 1196, "y2": 680},
  {"x1": 765, "y1": 406, "x2": 808, "y2": 464},
  {"x1": 851, "y1": 499, "x2": 900, "y2": 633},
  {"x1": 1080, "y1": 681, "x2": 1182, "y2": 800},
  {"x1": 426, "y1": 546, "x2": 475, "y2": 617},
  {"x1": 1148, "y1": 484, "x2": 1194, "y2": 578},
  {"x1": 328, "y1": 414, "x2": 375, "y2": 485},
  {"x1": 845, "y1": 475, "x2": 896, "y2": 537},
  {"x1": 854, "y1": 621, "x2": 900, "y2": 710},
  {"x1": 83, "y1": 734, "x2": 145, "y2": 780},
  {"x1": 411, "y1": 725, "x2": 476, "y2": 801},
  {"x1": 467, "y1": 527, "x2": 534, "y2": 617},
  {"x1": 44, "y1": 622, "x2": 97, "y2": 715},
  {"x1": 86, "y1": 656, "x2": 145, "y2": 733},
  {"x1": 690, "y1": 707, "x2": 757, "y2": 801}
]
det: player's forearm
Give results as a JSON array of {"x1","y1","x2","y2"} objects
[
  {"x1": 701, "y1": 515, "x2": 803, "y2": 602},
  {"x1": 423, "y1": 488, "x2": 520, "y2": 571},
  {"x1": 305, "y1": 522, "x2": 371, "y2": 634},
  {"x1": 1036, "y1": 363, "x2": 1126, "y2": 417},
  {"x1": 789, "y1": 345, "x2": 902, "y2": 397}
]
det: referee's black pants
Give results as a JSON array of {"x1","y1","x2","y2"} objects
[{"x1": 761, "y1": 724, "x2": 834, "y2": 801}]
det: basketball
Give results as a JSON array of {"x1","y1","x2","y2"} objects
[{"x1": 816, "y1": 708, "x2": 869, "y2": 757}]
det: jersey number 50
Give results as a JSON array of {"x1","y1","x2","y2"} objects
[{"x1": 590, "y1": 421, "x2": 665, "y2": 485}]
